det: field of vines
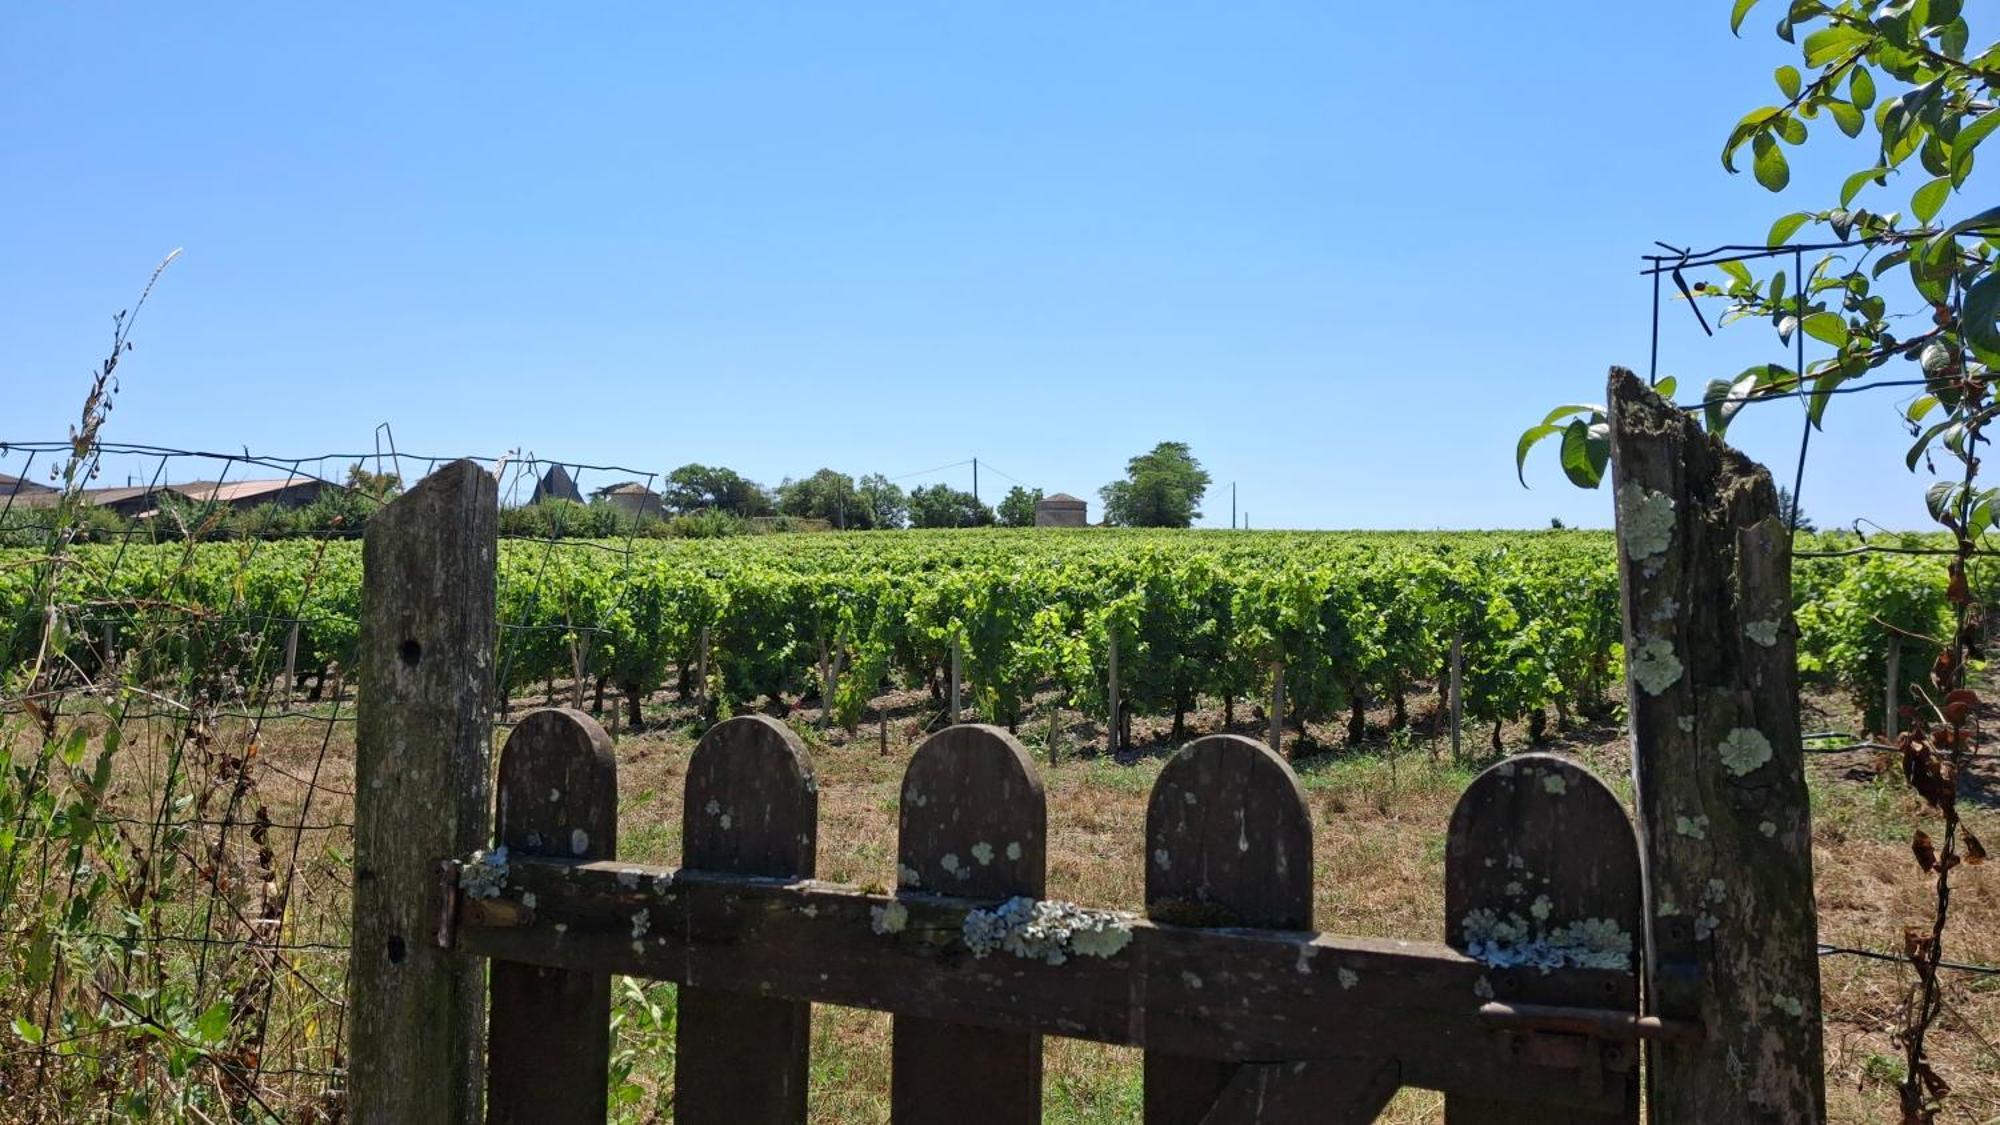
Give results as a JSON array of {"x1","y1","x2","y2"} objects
[{"x1": 0, "y1": 527, "x2": 1961, "y2": 743}]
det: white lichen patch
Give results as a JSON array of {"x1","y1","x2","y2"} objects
[
  {"x1": 939, "y1": 853, "x2": 963, "y2": 878},
  {"x1": 520, "y1": 891, "x2": 537, "y2": 910},
  {"x1": 1295, "y1": 942, "x2": 1317, "y2": 975},
  {"x1": 704, "y1": 798, "x2": 721, "y2": 816},
  {"x1": 1759, "y1": 820, "x2": 1778, "y2": 838},
  {"x1": 1473, "y1": 975, "x2": 1495, "y2": 1000},
  {"x1": 1675, "y1": 815, "x2": 1709, "y2": 840},
  {"x1": 896, "y1": 864, "x2": 922, "y2": 887},
  {"x1": 971, "y1": 842, "x2": 995, "y2": 867},
  {"x1": 1648, "y1": 595, "x2": 1681, "y2": 623},
  {"x1": 961, "y1": 897, "x2": 1136, "y2": 965},
  {"x1": 1618, "y1": 482, "x2": 1676, "y2": 560},
  {"x1": 1461, "y1": 908, "x2": 1633, "y2": 972},
  {"x1": 1705, "y1": 878, "x2": 1728, "y2": 903},
  {"x1": 459, "y1": 846, "x2": 510, "y2": 899},
  {"x1": 801, "y1": 904, "x2": 818, "y2": 918},
  {"x1": 1719, "y1": 728, "x2": 1772, "y2": 776},
  {"x1": 1504, "y1": 881, "x2": 1524, "y2": 896},
  {"x1": 1153, "y1": 848, "x2": 1173, "y2": 871},
  {"x1": 570, "y1": 829, "x2": 589, "y2": 856},
  {"x1": 1677, "y1": 716, "x2": 1695, "y2": 733},
  {"x1": 548, "y1": 787, "x2": 561, "y2": 802},
  {"x1": 1771, "y1": 994, "x2": 1805, "y2": 1019},
  {"x1": 525, "y1": 831, "x2": 544, "y2": 850},
  {"x1": 1745, "y1": 620, "x2": 1780, "y2": 648},
  {"x1": 630, "y1": 908, "x2": 650, "y2": 940},
  {"x1": 617, "y1": 869, "x2": 640, "y2": 889},
  {"x1": 719, "y1": 813, "x2": 733, "y2": 830},
  {"x1": 1530, "y1": 894, "x2": 1553, "y2": 922},
  {"x1": 1630, "y1": 636, "x2": 1682, "y2": 696},
  {"x1": 652, "y1": 872, "x2": 674, "y2": 895},
  {"x1": 1338, "y1": 967, "x2": 1360, "y2": 991},
  {"x1": 1181, "y1": 971, "x2": 1204, "y2": 990},
  {"x1": 554, "y1": 922, "x2": 568, "y2": 934},
  {"x1": 1006, "y1": 842, "x2": 1023, "y2": 861},
  {"x1": 870, "y1": 900, "x2": 909, "y2": 935},
  {"x1": 1542, "y1": 773, "x2": 1568, "y2": 795},
  {"x1": 908, "y1": 791, "x2": 927, "y2": 808},
  {"x1": 1695, "y1": 913, "x2": 1719, "y2": 941}
]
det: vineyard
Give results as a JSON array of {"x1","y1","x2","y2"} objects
[{"x1": 1, "y1": 526, "x2": 1958, "y2": 743}]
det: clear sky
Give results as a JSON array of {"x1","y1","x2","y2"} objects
[{"x1": 1, "y1": 3, "x2": 1977, "y2": 529}]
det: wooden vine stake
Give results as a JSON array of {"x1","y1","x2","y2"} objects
[
  {"x1": 1607, "y1": 368, "x2": 1824, "y2": 1121},
  {"x1": 488, "y1": 709, "x2": 617, "y2": 1124},
  {"x1": 349, "y1": 460, "x2": 496, "y2": 1124}
]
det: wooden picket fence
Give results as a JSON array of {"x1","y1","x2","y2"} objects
[{"x1": 345, "y1": 370, "x2": 1826, "y2": 1122}]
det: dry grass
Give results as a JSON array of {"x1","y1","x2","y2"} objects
[{"x1": 10, "y1": 680, "x2": 1997, "y2": 1122}]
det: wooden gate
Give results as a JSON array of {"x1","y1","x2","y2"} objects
[{"x1": 344, "y1": 371, "x2": 1824, "y2": 1122}]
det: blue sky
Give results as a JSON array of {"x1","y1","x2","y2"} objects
[{"x1": 0, "y1": 3, "x2": 1975, "y2": 528}]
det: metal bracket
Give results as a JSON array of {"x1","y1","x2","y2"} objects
[{"x1": 1479, "y1": 1000, "x2": 1702, "y2": 1101}]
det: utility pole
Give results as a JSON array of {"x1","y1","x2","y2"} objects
[
  {"x1": 972, "y1": 458, "x2": 979, "y2": 504},
  {"x1": 1231, "y1": 483, "x2": 1237, "y2": 530}
]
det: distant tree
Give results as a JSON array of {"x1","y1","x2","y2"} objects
[
  {"x1": 908, "y1": 484, "x2": 995, "y2": 528},
  {"x1": 1099, "y1": 442, "x2": 1210, "y2": 528},
  {"x1": 344, "y1": 463, "x2": 403, "y2": 503},
  {"x1": 1550, "y1": 517, "x2": 1567, "y2": 530},
  {"x1": 857, "y1": 473, "x2": 908, "y2": 529},
  {"x1": 997, "y1": 486, "x2": 1043, "y2": 527},
  {"x1": 778, "y1": 468, "x2": 867, "y2": 528},
  {"x1": 1777, "y1": 487, "x2": 1816, "y2": 534},
  {"x1": 663, "y1": 463, "x2": 771, "y2": 516}
]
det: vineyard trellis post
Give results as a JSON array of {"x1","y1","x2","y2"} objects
[
  {"x1": 1108, "y1": 629, "x2": 1120, "y2": 753},
  {"x1": 1607, "y1": 368, "x2": 1825, "y2": 1120},
  {"x1": 1448, "y1": 634, "x2": 1463, "y2": 759},
  {"x1": 1884, "y1": 636, "x2": 1900, "y2": 744}
]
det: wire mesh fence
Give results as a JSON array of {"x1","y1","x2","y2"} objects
[{"x1": 0, "y1": 437, "x2": 663, "y2": 1121}]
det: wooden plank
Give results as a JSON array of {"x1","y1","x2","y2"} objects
[
  {"x1": 487, "y1": 708, "x2": 617, "y2": 1124},
  {"x1": 1144, "y1": 734, "x2": 1313, "y2": 1125},
  {"x1": 1606, "y1": 368, "x2": 1824, "y2": 1122},
  {"x1": 1443, "y1": 753, "x2": 1642, "y2": 1124},
  {"x1": 892, "y1": 724, "x2": 1046, "y2": 1124},
  {"x1": 678, "y1": 715, "x2": 818, "y2": 1125},
  {"x1": 457, "y1": 859, "x2": 1635, "y2": 1114},
  {"x1": 1196, "y1": 1059, "x2": 1401, "y2": 1125},
  {"x1": 348, "y1": 459, "x2": 496, "y2": 1125}
]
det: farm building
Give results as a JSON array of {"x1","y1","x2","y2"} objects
[
  {"x1": 592, "y1": 481, "x2": 665, "y2": 521},
  {"x1": 531, "y1": 464, "x2": 582, "y2": 504},
  {"x1": 0, "y1": 473, "x2": 54, "y2": 502},
  {"x1": 175, "y1": 478, "x2": 339, "y2": 511},
  {"x1": 11, "y1": 484, "x2": 191, "y2": 518},
  {"x1": 1035, "y1": 492, "x2": 1088, "y2": 527}
]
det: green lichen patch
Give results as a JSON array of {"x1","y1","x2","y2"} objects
[
  {"x1": 870, "y1": 900, "x2": 909, "y2": 935},
  {"x1": 1745, "y1": 619, "x2": 1780, "y2": 647},
  {"x1": 1617, "y1": 482, "x2": 1676, "y2": 560},
  {"x1": 1630, "y1": 636, "x2": 1682, "y2": 696},
  {"x1": 1718, "y1": 728, "x2": 1773, "y2": 776},
  {"x1": 459, "y1": 846, "x2": 509, "y2": 899},
  {"x1": 962, "y1": 896, "x2": 1136, "y2": 965},
  {"x1": 1461, "y1": 908, "x2": 1633, "y2": 972}
]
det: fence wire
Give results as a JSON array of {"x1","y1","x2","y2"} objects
[{"x1": 0, "y1": 441, "x2": 661, "y2": 1122}]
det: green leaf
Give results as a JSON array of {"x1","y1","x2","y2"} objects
[
  {"x1": 1803, "y1": 24, "x2": 1869, "y2": 66},
  {"x1": 1776, "y1": 114, "x2": 1808, "y2": 144},
  {"x1": 1558, "y1": 419, "x2": 1608, "y2": 489},
  {"x1": 1912, "y1": 176, "x2": 1951, "y2": 224},
  {"x1": 10, "y1": 1018, "x2": 41, "y2": 1045},
  {"x1": 1840, "y1": 166, "x2": 1888, "y2": 207},
  {"x1": 195, "y1": 1001, "x2": 232, "y2": 1046},
  {"x1": 1515, "y1": 424, "x2": 1559, "y2": 487},
  {"x1": 1909, "y1": 418, "x2": 1957, "y2": 470},
  {"x1": 1950, "y1": 110, "x2": 1999, "y2": 186},
  {"x1": 1769, "y1": 269, "x2": 1788, "y2": 315},
  {"x1": 1826, "y1": 100, "x2": 1864, "y2": 138},
  {"x1": 1906, "y1": 394, "x2": 1940, "y2": 423},
  {"x1": 1539, "y1": 403, "x2": 1603, "y2": 426},
  {"x1": 1719, "y1": 259, "x2": 1754, "y2": 289},
  {"x1": 1731, "y1": 0, "x2": 1762, "y2": 35},
  {"x1": 1768, "y1": 212, "x2": 1812, "y2": 246},
  {"x1": 1965, "y1": 273, "x2": 2000, "y2": 365},
  {"x1": 1849, "y1": 66, "x2": 1876, "y2": 110},
  {"x1": 1753, "y1": 133, "x2": 1791, "y2": 191},
  {"x1": 1802, "y1": 311, "x2": 1849, "y2": 347},
  {"x1": 1775, "y1": 65, "x2": 1802, "y2": 99},
  {"x1": 1655, "y1": 375, "x2": 1678, "y2": 399},
  {"x1": 1723, "y1": 106, "x2": 1784, "y2": 170}
]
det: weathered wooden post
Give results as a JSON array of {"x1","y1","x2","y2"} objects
[
  {"x1": 1884, "y1": 635, "x2": 1900, "y2": 742},
  {"x1": 949, "y1": 634, "x2": 963, "y2": 724},
  {"x1": 348, "y1": 459, "x2": 496, "y2": 1124},
  {"x1": 1449, "y1": 634, "x2": 1463, "y2": 759},
  {"x1": 1607, "y1": 368, "x2": 1824, "y2": 1121},
  {"x1": 1268, "y1": 659, "x2": 1285, "y2": 756}
]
